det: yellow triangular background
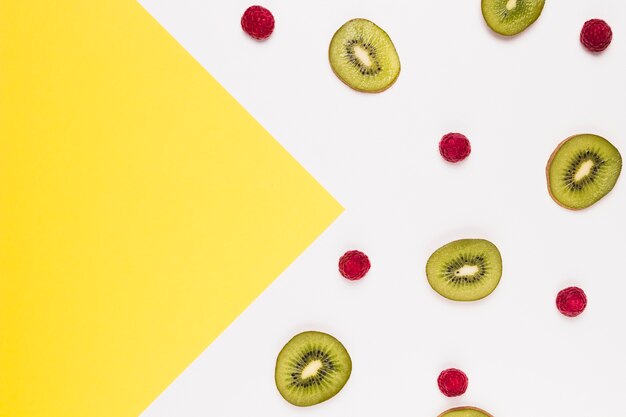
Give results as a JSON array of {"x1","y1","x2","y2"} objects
[{"x1": 0, "y1": 1, "x2": 342, "y2": 416}]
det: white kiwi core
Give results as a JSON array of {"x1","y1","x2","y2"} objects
[
  {"x1": 456, "y1": 265, "x2": 479, "y2": 277},
  {"x1": 301, "y1": 360, "x2": 323, "y2": 379},
  {"x1": 506, "y1": 0, "x2": 517, "y2": 11},
  {"x1": 574, "y1": 160, "x2": 594, "y2": 182},
  {"x1": 353, "y1": 46, "x2": 372, "y2": 67}
]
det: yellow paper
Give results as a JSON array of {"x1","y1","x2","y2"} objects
[{"x1": 0, "y1": 1, "x2": 342, "y2": 416}]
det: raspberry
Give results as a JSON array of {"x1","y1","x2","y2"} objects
[
  {"x1": 338, "y1": 250, "x2": 370, "y2": 281},
  {"x1": 437, "y1": 368, "x2": 468, "y2": 397},
  {"x1": 439, "y1": 133, "x2": 471, "y2": 163},
  {"x1": 241, "y1": 5, "x2": 275, "y2": 40},
  {"x1": 556, "y1": 287, "x2": 587, "y2": 317},
  {"x1": 580, "y1": 19, "x2": 612, "y2": 53}
]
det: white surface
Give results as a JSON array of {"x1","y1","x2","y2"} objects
[{"x1": 137, "y1": 1, "x2": 626, "y2": 416}]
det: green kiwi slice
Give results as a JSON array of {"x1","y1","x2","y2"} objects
[
  {"x1": 481, "y1": 0, "x2": 545, "y2": 36},
  {"x1": 426, "y1": 239, "x2": 502, "y2": 302},
  {"x1": 547, "y1": 134, "x2": 622, "y2": 210},
  {"x1": 328, "y1": 18, "x2": 400, "y2": 93},
  {"x1": 438, "y1": 406, "x2": 494, "y2": 417},
  {"x1": 275, "y1": 331, "x2": 352, "y2": 407}
]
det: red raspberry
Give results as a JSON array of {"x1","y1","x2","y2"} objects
[
  {"x1": 437, "y1": 368, "x2": 468, "y2": 397},
  {"x1": 439, "y1": 133, "x2": 471, "y2": 163},
  {"x1": 556, "y1": 287, "x2": 587, "y2": 317},
  {"x1": 241, "y1": 5, "x2": 275, "y2": 40},
  {"x1": 580, "y1": 19, "x2": 612, "y2": 53},
  {"x1": 338, "y1": 250, "x2": 370, "y2": 281}
]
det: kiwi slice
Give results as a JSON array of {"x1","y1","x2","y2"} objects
[
  {"x1": 438, "y1": 406, "x2": 494, "y2": 417},
  {"x1": 547, "y1": 134, "x2": 622, "y2": 210},
  {"x1": 481, "y1": 0, "x2": 545, "y2": 36},
  {"x1": 426, "y1": 239, "x2": 502, "y2": 302},
  {"x1": 328, "y1": 18, "x2": 400, "y2": 93},
  {"x1": 275, "y1": 331, "x2": 352, "y2": 407}
]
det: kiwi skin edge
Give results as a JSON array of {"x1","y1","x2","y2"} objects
[
  {"x1": 437, "y1": 406, "x2": 494, "y2": 417},
  {"x1": 328, "y1": 18, "x2": 401, "y2": 94},
  {"x1": 546, "y1": 135, "x2": 579, "y2": 211},
  {"x1": 545, "y1": 134, "x2": 620, "y2": 211}
]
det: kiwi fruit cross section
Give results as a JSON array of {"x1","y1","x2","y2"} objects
[
  {"x1": 547, "y1": 134, "x2": 622, "y2": 210},
  {"x1": 329, "y1": 18, "x2": 400, "y2": 93},
  {"x1": 438, "y1": 406, "x2": 495, "y2": 417},
  {"x1": 427, "y1": 239, "x2": 502, "y2": 301},
  {"x1": 275, "y1": 331, "x2": 352, "y2": 407},
  {"x1": 481, "y1": 0, "x2": 545, "y2": 36}
]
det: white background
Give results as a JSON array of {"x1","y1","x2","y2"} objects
[{"x1": 137, "y1": 1, "x2": 626, "y2": 416}]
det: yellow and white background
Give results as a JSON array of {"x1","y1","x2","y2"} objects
[{"x1": 1, "y1": 1, "x2": 626, "y2": 417}]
